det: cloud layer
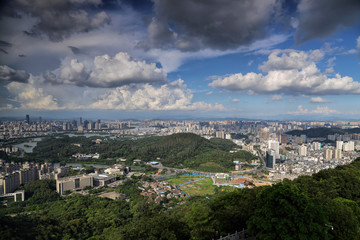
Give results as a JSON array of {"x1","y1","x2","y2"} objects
[
  {"x1": 5, "y1": 0, "x2": 110, "y2": 41},
  {"x1": 288, "y1": 105, "x2": 337, "y2": 115},
  {"x1": 45, "y1": 52, "x2": 167, "y2": 88},
  {"x1": 4, "y1": 79, "x2": 224, "y2": 111},
  {"x1": 90, "y1": 79, "x2": 224, "y2": 111},
  {"x1": 144, "y1": 0, "x2": 281, "y2": 51},
  {"x1": 210, "y1": 49, "x2": 360, "y2": 95},
  {"x1": 295, "y1": 0, "x2": 360, "y2": 43},
  {"x1": 6, "y1": 81, "x2": 61, "y2": 110},
  {"x1": 0, "y1": 65, "x2": 30, "y2": 83}
]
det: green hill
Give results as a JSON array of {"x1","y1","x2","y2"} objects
[
  {"x1": 31, "y1": 133, "x2": 256, "y2": 172},
  {"x1": 97, "y1": 133, "x2": 256, "y2": 172},
  {"x1": 285, "y1": 127, "x2": 360, "y2": 138}
]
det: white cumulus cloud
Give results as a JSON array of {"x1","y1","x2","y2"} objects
[
  {"x1": 90, "y1": 79, "x2": 224, "y2": 111},
  {"x1": 6, "y1": 82, "x2": 61, "y2": 110},
  {"x1": 46, "y1": 52, "x2": 167, "y2": 88},
  {"x1": 310, "y1": 97, "x2": 331, "y2": 103},
  {"x1": 210, "y1": 49, "x2": 360, "y2": 95}
]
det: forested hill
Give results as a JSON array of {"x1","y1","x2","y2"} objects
[
  {"x1": 2, "y1": 158, "x2": 360, "y2": 239},
  {"x1": 31, "y1": 133, "x2": 256, "y2": 172},
  {"x1": 97, "y1": 133, "x2": 256, "y2": 172},
  {"x1": 285, "y1": 127, "x2": 360, "y2": 138}
]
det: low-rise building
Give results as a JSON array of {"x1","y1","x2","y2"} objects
[
  {"x1": 56, "y1": 174, "x2": 93, "y2": 195},
  {"x1": 89, "y1": 173, "x2": 116, "y2": 187}
]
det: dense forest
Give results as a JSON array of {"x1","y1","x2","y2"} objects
[
  {"x1": 286, "y1": 127, "x2": 360, "y2": 138},
  {"x1": 29, "y1": 133, "x2": 256, "y2": 172},
  {"x1": 2, "y1": 157, "x2": 360, "y2": 240}
]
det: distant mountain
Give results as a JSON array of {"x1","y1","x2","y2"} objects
[{"x1": 285, "y1": 127, "x2": 360, "y2": 138}]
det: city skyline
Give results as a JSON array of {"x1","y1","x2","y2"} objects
[{"x1": 0, "y1": 0, "x2": 360, "y2": 120}]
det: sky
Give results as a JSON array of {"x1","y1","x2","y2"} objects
[{"x1": 0, "y1": 0, "x2": 359, "y2": 121}]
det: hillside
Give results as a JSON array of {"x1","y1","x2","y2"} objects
[
  {"x1": 97, "y1": 133, "x2": 256, "y2": 172},
  {"x1": 3, "y1": 158, "x2": 360, "y2": 240},
  {"x1": 285, "y1": 127, "x2": 360, "y2": 138},
  {"x1": 31, "y1": 133, "x2": 256, "y2": 172}
]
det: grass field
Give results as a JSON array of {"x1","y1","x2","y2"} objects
[
  {"x1": 162, "y1": 175, "x2": 200, "y2": 186},
  {"x1": 162, "y1": 174, "x2": 236, "y2": 197},
  {"x1": 161, "y1": 175, "x2": 221, "y2": 196},
  {"x1": 181, "y1": 177, "x2": 217, "y2": 196}
]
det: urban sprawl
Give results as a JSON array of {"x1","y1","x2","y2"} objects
[{"x1": 1, "y1": 116, "x2": 360, "y2": 202}]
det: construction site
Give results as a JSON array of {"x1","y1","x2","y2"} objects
[{"x1": 213, "y1": 171, "x2": 272, "y2": 188}]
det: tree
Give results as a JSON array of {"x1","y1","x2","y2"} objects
[
  {"x1": 247, "y1": 182, "x2": 328, "y2": 240},
  {"x1": 325, "y1": 198, "x2": 360, "y2": 240},
  {"x1": 184, "y1": 201, "x2": 216, "y2": 240},
  {"x1": 210, "y1": 188, "x2": 259, "y2": 235}
]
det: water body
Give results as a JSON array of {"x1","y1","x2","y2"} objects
[
  {"x1": 65, "y1": 133, "x2": 117, "y2": 139},
  {"x1": 13, "y1": 137, "x2": 42, "y2": 153}
]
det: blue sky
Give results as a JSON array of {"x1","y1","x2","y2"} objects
[{"x1": 0, "y1": 0, "x2": 359, "y2": 120}]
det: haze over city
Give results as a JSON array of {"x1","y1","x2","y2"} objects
[{"x1": 0, "y1": 0, "x2": 360, "y2": 120}]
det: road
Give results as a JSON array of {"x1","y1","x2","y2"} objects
[
  {"x1": 149, "y1": 163, "x2": 216, "y2": 179},
  {"x1": 149, "y1": 150, "x2": 267, "y2": 179}
]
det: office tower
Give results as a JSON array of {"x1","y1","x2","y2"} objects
[
  {"x1": 77, "y1": 117, "x2": 82, "y2": 128},
  {"x1": 26, "y1": 115, "x2": 30, "y2": 124},
  {"x1": 266, "y1": 150, "x2": 276, "y2": 168},
  {"x1": 268, "y1": 140, "x2": 279, "y2": 156}
]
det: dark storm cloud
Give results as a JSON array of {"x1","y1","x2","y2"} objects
[
  {"x1": 6, "y1": 0, "x2": 111, "y2": 41},
  {"x1": 18, "y1": 54, "x2": 26, "y2": 57},
  {"x1": 144, "y1": 0, "x2": 282, "y2": 51},
  {"x1": 0, "y1": 40, "x2": 12, "y2": 54},
  {"x1": 0, "y1": 40, "x2": 12, "y2": 47},
  {"x1": 0, "y1": 65, "x2": 30, "y2": 83},
  {"x1": 295, "y1": 0, "x2": 360, "y2": 43},
  {"x1": 0, "y1": 49, "x2": 8, "y2": 54},
  {"x1": 68, "y1": 46, "x2": 83, "y2": 55}
]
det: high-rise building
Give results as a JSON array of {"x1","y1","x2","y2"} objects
[
  {"x1": 0, "y1": 172, "x2": 20, "y2": 194},
  {"x1": 77, "y1": 117, "x2": 82, "y2": 128},
  {"x1": 312, "y1": 142, "x2": 321, "y2": 151},
  {"x1": 268, "y1": 140, "x2": 279, "y2": 156},
  {"x1": 280, "y1": 135, "x2": 287, "y2": 144},
  {"x1": 216, "y1": 131, "x2": 225, "y2": 139},
  {"x1": 336, "y1": 141, "x2": 343, "y2": 150},
  {"x1": 334, "y1": 149, "x2": 342, "y2": 159},
  {"x1": 266, "y1": 150, "x2": 276, "y2": 168},
  {"x1": 343, "y1": 141, "x2": 355, "y2": 152},
  {"x1": 26, "y1": 115, "x2": 30, "y2": 124},
  {"x1": 300, "y1": 134, "x2": 307, "y2": 143},
  {"x1": 298, "y1": 145, "x2": 307, "y2": 156},
  {"x1": 325, "y1": 148, "x2": 333, "y2": 160}
]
